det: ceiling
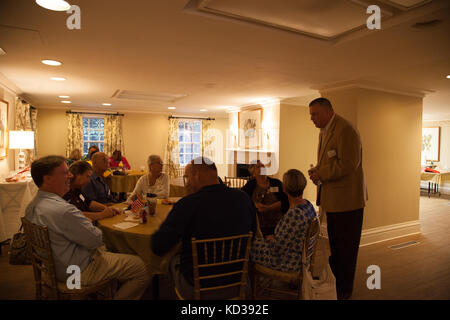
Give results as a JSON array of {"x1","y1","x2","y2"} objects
[{"x1": 0, "y1": 0, "x2": 449, "y2": 120}]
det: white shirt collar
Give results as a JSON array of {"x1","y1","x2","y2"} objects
[{"x1": 321, "y1": 112, "x2": 336, "y2": 134}]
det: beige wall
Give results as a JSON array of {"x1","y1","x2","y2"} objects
[
  {"x1": 36, "y1": 108, "x2": 229, "y2": 178},
  {"x1": 279, "y1": 89, "x2": 423, "y2": 233},
  {"x1": 323, "y1": 88, "x2": 423, "y2": 230},
  {"x1": 122, "y1": 113, "x2": 168, "y2": 170},
  {"x1": 279, "y1": 103, "x2": 318, "y2": 203},
  {"x1": 36, "y1": 108, "x2": 67, "y2": 158},
  {"x1": 0, "y1": 86, "x2": 17, "y2": 179}
]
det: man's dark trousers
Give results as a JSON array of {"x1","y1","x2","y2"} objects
[{"x1": 326, "y1": 208, "x2": 364, "y2": 299}]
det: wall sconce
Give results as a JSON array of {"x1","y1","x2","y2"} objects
[{"x1": 9, "y1": 130, "x2": 35, "y2": 170}]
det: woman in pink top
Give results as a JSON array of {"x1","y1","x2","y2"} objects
[{"x1": 109, "y1": 150, "x2": 131, "y2": 170}]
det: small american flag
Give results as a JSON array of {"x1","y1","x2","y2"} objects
[{"x1": 131, "y1": 198, "x2": 144, "y2": 213}]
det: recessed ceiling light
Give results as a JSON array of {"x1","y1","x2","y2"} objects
[
  {"x1": 35, "y1": 0, "x2": 71, "y2": 11},
  {"x1": 200, "y1": 109, "x2": 207, "y2": 112},
  {"x1": 446, "y1": 75, "x2": 450, "y2": 79},
  {"x1": 59, "y1": 95, "x2": 70, "y2": 98},
  {"x1": 168, "y1": 107, "x2": 176, "y2": 110},
  {"x1": 102, "y1": 103, "x2": 112, "y2": 106},
  {"x1": 41, "y1": 59, "x2": 62, "y2": 66},
  {"x1": 51, "y1": 77, "x2": 66, "y2": 81},
  {"x1": 61, "y1": 100, "x2": 71, "y2": 104}
]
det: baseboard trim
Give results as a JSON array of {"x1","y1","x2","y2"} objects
[{"x1": 320, "y1": 220, "x2": 421, "y2": 247}]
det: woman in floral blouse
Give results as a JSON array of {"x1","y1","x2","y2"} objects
[{"x1": 250, "y1": 169, "x2": 317, "y2": 272}]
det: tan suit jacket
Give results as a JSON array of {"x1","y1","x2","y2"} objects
[{"x1": 317, "y1": 114, "x2": 366, "y2": 212}]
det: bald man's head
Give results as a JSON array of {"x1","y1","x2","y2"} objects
[
  {"x1": 91, "y1": 152, "x2": 109, "y2": 173},
  {"x1": 185, "y1": 157, "x2": 219, "y2": 194}
]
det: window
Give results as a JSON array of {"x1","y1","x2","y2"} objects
[
  {"x1": 82, "y1": 117, "x2": 104, "y2": 155},
  {"x1": 179, "y1": 120, "x2": 201, "y2": 165}
]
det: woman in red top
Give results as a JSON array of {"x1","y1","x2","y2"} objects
[{"x1": 109, "y1": 150, "x2": 131, "y2": 170}]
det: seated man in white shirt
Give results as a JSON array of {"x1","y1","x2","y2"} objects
[{"x1": 25, "y1": 155, "x2": 151, "y2": 299}]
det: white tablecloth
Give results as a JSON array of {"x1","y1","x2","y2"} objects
[{"x1": 0, "y1": 179, "x2": 38, "y2": 242}]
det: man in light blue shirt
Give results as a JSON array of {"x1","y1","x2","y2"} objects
[{"x1": 25, "y1": 155, "x2": 150, "y2": 299}]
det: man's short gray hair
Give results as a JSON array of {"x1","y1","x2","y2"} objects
[
  {"x1": 148, "y1": 155, "x2": 162, "y2": 166},
  {"x1": 309, "y1": 97, "x2": 333, "y2": 109},
  {"x1": 282, "y1": 169, "x2": 307, "y2": 198}
]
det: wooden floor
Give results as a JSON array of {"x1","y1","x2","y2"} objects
[
  {"x1": 352, "y1": 194, "x2": 450, "y2": 300},
  {"x1": 0, "y1": 193, "x2": 448, "y2": 300}
]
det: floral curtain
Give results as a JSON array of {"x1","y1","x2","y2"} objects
[
  {"x1": 14, "y1": 99, "x2": 37, "y2": 166},
  {"x1": 104, "y1": 115, "x2": 124, "y2": 157},
  {"x1": 65, "y1": 113, "x2": 84, "y2": 158},
  {"x1": 165, "y1": 118, "x2": 180, "y2": 178},
  {"x1": 201, "y1": 119, "x2": 215, "y2": 161},
  {"x1": 30, "y1": 107, "x2": 38, "y2": 160}
]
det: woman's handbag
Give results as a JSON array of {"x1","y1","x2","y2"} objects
[
  {"x1": 9, "y1": 225, "x2": 32, "y2": 265},
  {"x1": 301, "y1": 257, "x2": 337, "y2": 300},
  {"x1": 301, "y1": 222, "x2": 337, "y2": 300}
]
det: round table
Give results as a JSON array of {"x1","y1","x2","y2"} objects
[{"x1": 97, "y1": 200, "x2": 181, "y2": 275}]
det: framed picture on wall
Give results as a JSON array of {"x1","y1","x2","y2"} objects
[
  {"x1": 422, "y1": 127, "x2": 440, "y2": 162},
  {"x1": 238, "y1": 107, "x2": 262, "y2": 149},
  {"x1": 0, "y1": 99, "x2": 8, "y2": 160}
]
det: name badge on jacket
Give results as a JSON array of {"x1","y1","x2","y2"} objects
[
  {"x1": 269, "y1": 186, "x2": 279, "y2": 193},
  {"x1": 327, "y1": 149, "x2": 337, "y2": 158}
]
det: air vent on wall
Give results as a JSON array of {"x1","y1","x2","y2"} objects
[
  {"x1": 112, "y1": 90, "x2": 187, "y2": 103},
  {"x1": 412, "y1": 19, "x2": 442, "y2": 28},
  {"x1": 388, "y1": 240, "x2": 420, "y2": 250}
]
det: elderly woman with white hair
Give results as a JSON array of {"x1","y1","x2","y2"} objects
[
  {"x1": 250, "y1": 169, "x2": 317, "y2": 272},
  {"x1": 126, "y1": 155, "x2": 169, "y2": 203}
]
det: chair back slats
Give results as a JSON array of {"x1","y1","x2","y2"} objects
[
  {"x1": 224, "y1": 177, "x2": 249, "y2": 189},
  {"x1": 21, "y1": 217, "x2": 59, "y2": 299},
  {"x1": 190, "y1": 232, "x2": 253, "y2": 299},
  {"x1": 252, "y1": 215, "x2": 321, "y2": 300},
  {"x1": 303, "y1": 217, "x2": 320, "y2": 270},
  {"x1": 21, "y1": 217, "x2": 116, "y2": 300}
]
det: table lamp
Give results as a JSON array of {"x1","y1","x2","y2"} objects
[{"x1": 9, "y1": 130, "x2": 35, "y2": 170}]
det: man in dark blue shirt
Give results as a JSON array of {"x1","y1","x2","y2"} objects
[
  {"x1": 151, "y1": 157, "x2": 257, "y2": 299},
  {"x1": 82, "y1": 152, "x2": 116, "y2": 204}
]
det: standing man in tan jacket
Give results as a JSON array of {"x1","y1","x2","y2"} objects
[{"x1": 308, "y1": 97, "x2": 366, "y2": 300}]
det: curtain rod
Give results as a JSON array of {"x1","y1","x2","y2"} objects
[
  {"x1": 66, "y1": 110, "x2": 124, "y2": 116},
  {"x1": 19, "y1": 98, "x2": 36, "y2": 109},
  {"x1": 168, "y1": 115, "x2": 215, "y2": 120}
]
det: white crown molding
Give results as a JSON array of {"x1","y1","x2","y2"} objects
[
  {"x1": 314, "y1": 79, "x2": 434, "y2": 98},
  {"x1": 0, "y1": 73, "x2": 22, "y2": 96},
  {"x1": 36, "y1": 105, "x2": 228, "y2": 118}
]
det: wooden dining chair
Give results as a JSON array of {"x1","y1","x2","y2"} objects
[
  {"x1": 251, "y1": 217, "x2": 320, "y2": 300},
  {"x1": 174, "y1": 232, "x2": 253, "y2": 300},
  {"x1": 21, "y1": 217, "x2": 116, "y2": 300},
  {"x1": 224, "y1": 176, "x2": 249, "y2": 189}
]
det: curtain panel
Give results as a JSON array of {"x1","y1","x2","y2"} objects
[
  {"x1": 201, "y1": 119, "x2": 215, "y2": 162},
  {"x1": 65, "y1": 113, "x2": 84, "y2": 158},
  {"x1": 14, "y1": 99, "x2": 37, "y2": 166},
  {"x1": 165, "y1": 118, "x2": 180, "y2": 178},
  {"x1": 104, "y1": 115, "x2": 124, "y2": 156}
]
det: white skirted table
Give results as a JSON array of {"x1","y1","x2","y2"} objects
[{"x1": 0, "y1": 179, "x2": 38, "y2": 243}]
